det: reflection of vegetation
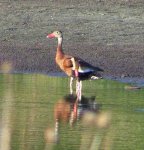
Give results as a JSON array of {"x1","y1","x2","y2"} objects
[{"x1": 0, "y1": 74, "x2": 144, "y2": 150}]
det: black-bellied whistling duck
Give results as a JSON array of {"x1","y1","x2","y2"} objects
[{"x1": 47, "y1": 31, "x2": 103, "y2": 100}]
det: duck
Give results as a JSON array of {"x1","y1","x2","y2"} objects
[{"x1": 47, "y1": 31, "x2": 103, "y2": 100}]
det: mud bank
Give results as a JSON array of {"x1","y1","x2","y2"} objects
[{"x1": 0, "y1": 0, "x2": 144, "y2": 78}]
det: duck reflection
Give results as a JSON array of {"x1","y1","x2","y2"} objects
[
  {"x1": 45, "y1": 94, "x2": 101, "y2": 143},
  {"x1": 45, "y1": 94, "x2": 112, "y2": 150},
  {"x1": 54, "y1": 94, "x2": 101, "y2": 127}
]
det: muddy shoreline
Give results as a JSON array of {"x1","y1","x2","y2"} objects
[{"x1": 0, "y1": 1, "x2": 144, "y2": 78}]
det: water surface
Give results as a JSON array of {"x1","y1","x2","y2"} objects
[{"x1": 0, "y1": 74, "x2": 144, "y2": 150}]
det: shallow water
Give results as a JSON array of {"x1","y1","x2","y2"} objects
[{"x1": 0, "y1": 74, "x2": 144, "y2": 150}]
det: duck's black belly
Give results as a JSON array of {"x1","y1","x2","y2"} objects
[
  {"x1": 72, "y1": 70, "x2": 94, "y2": 80},
  {"x1": 78, "y1": 71, "x2": 94, "y2": 80}
]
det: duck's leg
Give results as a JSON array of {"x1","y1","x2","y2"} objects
[
  {"x1": 70, "y1": 77, "x2": 74, "y2": 94},
  {"x1": 76, "y1": 80, "x2": 82, "y2": 101},
  {"x1": 76, "y1": 79, "x2": 79, "y2": 94},
  {"x1": 79, "y1": 81, "x2": 82, "y2": 100}
]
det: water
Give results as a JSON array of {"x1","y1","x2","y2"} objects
[{"x1": 0, "y1": 74, "x2": 144, "y2": 150}]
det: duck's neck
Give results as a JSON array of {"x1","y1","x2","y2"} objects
[{"x1": 56, "y1": 37, "x2": 64, "y2": 59}]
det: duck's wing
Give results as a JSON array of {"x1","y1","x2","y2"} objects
[{"x1": 75, "y1": 57, "x2": 104, "y2": 72}]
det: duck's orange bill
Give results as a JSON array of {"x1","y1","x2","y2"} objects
[{"x1": 47, "y1": 33, "x2": 55, "y2": 38}]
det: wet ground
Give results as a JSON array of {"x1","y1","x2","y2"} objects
[{"x1": 0, "y1": 0, "x2": 144, "y2": 78}]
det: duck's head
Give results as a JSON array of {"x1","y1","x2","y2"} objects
[{"x1": 47, "y1": 31, "x2": 62, "y2": 39}]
